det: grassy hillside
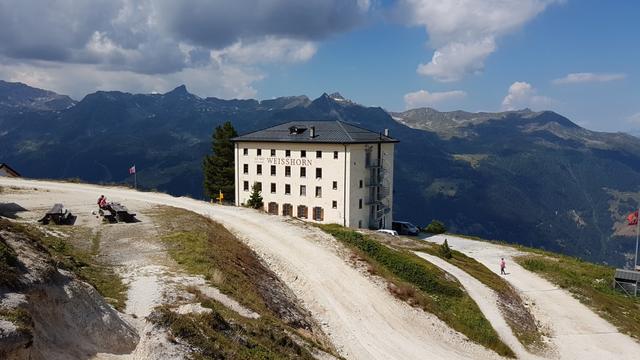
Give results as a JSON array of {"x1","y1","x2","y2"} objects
[{"x1": 150, "y1": 207, "x2": 337, "y2": 359}]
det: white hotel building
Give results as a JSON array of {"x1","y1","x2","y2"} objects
[{"x1": 232, "y1": 121, "x2": 398, "y2": 229}]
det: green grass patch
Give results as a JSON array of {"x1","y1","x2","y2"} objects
[
  {"x1": 318, "y1": 224, "x2": 515, "y2": 358},
  {"x1": 417, "y1": 242, "x2": 545, "y2": 351},
  {"x1": 516, "y1": 254, "x2": 640, "y2": 339},
  {"x1": 155, "y1": 208, "x2": 271, "y2": 314},
  {"x1": 0, "y1": 232, "x2": 20, "y2": 287}
]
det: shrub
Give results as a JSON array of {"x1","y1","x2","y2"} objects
[
  {"x1": 246, "y1": 182, "x2": 264, "y2": 209},
  {"x1": 439, "y1": 239, "x2": 452, "y2": 259},
  {"x1": 424, "y1": 220, "x2": 446, "y2": 234}
]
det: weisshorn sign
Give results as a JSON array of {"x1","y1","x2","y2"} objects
[{"x1": 261, "y1": 157, "x2": 313, "y2": 166}]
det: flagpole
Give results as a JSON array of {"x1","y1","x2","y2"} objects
[{"x1": 134, "y1": 171, "x2": 137, "y2": 190}]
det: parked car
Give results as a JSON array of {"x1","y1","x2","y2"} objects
[
  {"x1": 376, "y1": 229, "x2": 398, "y2": 236},
  {"x1": 392, "y1": 221, "x2": 420, "y2": 236}
]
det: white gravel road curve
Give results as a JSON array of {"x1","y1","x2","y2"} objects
[
  {"x1": 426, "y1": 234, "x2": 640, "y2": 360},
  {"x1": 0, "y1": 178, "x2": 502, "y2": 360}
]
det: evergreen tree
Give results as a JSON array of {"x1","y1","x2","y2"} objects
[
  {"x1": 439, "y1": 239, "x2": 453, "y2": 259},
  {"x1": 203, "y1": 121, "x2": 238, "y2": 202},
  {"x1": 246, "y1": 182, "x2": 264, "y2": 209}
]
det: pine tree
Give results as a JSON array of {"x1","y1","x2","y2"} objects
[
  {"x1": 203, "y1": 121, "x2": 238, "y2": 202},
  {"x1": 246, "y1": 182, "x2": 264, "y2": 209},
  {"x1": 439, "y1": 239, "x2": 453, "y2": 259}
]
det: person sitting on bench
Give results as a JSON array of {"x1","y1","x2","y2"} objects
[{"x1": 97, "y1": 195, "x2": 108, "y2": 209}]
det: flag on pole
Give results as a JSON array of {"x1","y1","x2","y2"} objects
[
  {"x1": 129, "y1": 165, "x2": 136, "y2": 175},
  {"x1": 627, "y1": 210, "x2": 638, "y2": 225}
]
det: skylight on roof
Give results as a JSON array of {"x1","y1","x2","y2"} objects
[{"x1": 289, "y1": 126, "x2": 307, "y2": 135}]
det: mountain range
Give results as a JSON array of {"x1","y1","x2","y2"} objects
[{"x1": 1, "y1": 80, "x2": 639, "y2": 266}]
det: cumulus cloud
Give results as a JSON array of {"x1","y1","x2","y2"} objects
[
  {"x1": 396, "y1": 0, "x2": 560, "y2": 82},
  {"x1": 501, "y1": 81, "x2": 554, "y2": 111},
  {"x1": 404, "y1": 89, "x2": 466, "y2": 109},
  {"x1": 0, "y1": 0, "x2": 369, "y2": 98},
  {"x1": 552, "y1": 72, "x2": 626, "y2": 85}
]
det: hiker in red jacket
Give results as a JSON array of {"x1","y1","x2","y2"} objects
[
  {"x1": 500, "y1": 257, "x2": 507, "y2": 275},
  {"x1": 97, "y1": 195, "x2": 108, "y2": 209}
]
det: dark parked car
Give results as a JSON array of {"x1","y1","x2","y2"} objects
[{"x1": 392, "y1": 221, "x2": 420, "y2": 236}]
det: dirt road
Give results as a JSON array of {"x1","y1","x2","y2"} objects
[
  {"x1": 0, "y1": 178, "x2": 501, "y2": 360},
  {"x1": 426, "y1": 234, "x2": 640, "y2": 360}
]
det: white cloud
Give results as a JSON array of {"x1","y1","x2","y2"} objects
[
  {"x1": 212, "y1": 37, "x2": 318, "y2": 65},
  {"x1": 0, "y1": 0, "x2": 370, "y2": 98},
  {"x1": 0, "y1": 59, "x2": 263, "y2": 100},
  {"x1": 404, "y1": 89, "x2": 466, "y2": 109},
  {"x1": 552, "y1": 72, "x2": 626, "y2": 85},
  {"x1": 501, "y1": 81, "x2": 553, "y2": 111},
  {"x1": 627, "y1": 112, "x2": 640, "y2": 125},
  {"x1": 396, "y1": 0, "x2": 560, "y2": 82}
]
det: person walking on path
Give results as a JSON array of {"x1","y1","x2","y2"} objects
[{"x1": 500, "y1": 257, "x2": 507, "y2": 275}]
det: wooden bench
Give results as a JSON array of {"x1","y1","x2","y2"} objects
[
  {"x1": 100, "y1": 202, "x2": 137, "y2": 223},
  {"x1": 39, "y1": 203, "x2": 74, "y2": 225}
]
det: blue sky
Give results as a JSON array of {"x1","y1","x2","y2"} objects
[
  {"x1": 257, "y1": 0, "x2": 640, "y2": 132},
  {"x1": 0, "y1": 0, "x2": 638, "y2": 132}
]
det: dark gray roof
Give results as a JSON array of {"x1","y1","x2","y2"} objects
[{"x1": 232, "y1": 120, "x2": 398, "y2": 144}]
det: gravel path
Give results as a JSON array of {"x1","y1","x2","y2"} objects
[
  {"x1": 426, "y1": 234, "x2": 640, "y2": 360},
  {"x1": 0, "y1": 178, "x2": 502, "y2": 360},
  {"x1": 413, "y1": 251, "x2": 549, "y2": 360}
]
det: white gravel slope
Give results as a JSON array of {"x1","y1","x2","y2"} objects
[
  {"x1": 426, "y1": 234, "x2": 640, "y2": 360},
  {"x1": 0, "y1": 178, "x2": 501, "y2": 360}
]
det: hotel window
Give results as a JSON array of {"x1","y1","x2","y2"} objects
[
  {"x1": 297, "y1": 205, "x2": 308, "y2": 218},
  {"x1": 315, "y1": 168, "x2": 322, "y2": 179},
  {"x1": 256, "y1": 182, "x2": 262, "y2": 192},
  {"x1": 316, "y1": 150, "x2": 322, "y2": 158},
  {"x1": 271, "y1": 183, "x2": 276, "y2": 193},
  {"x1": 300, "y1": 185, "x2": 306, "y2": 196},
  {"x1": 283, "y1": 203, "x2": 293, "y2": 216},
  {"x1": 333, "y1": 151, "x2": 338, "y2": 159},
  {"x1": 243, "y1": 148, "x2": 248, "y2": 155},
  {"x1": 243, "y1": 164, "x2": 248, "y2": 174},
  {"x1": 271, "y1": 165, "x2": 276, "y2": 176},
  {"x1": 359, "y1": 180, "x2": 363, "y2": 188},
  {"x1": 332, "y1": 181, "x2": 337, "y2": 190},
  {"x1": 285, "y1": 184, "x2": 291, "y2": 195},
  {"x1": 359, "y1": 199, "x2": 363, "y2": 209},
  {"x1": 271, "y1": 149, "x2": 276, "y2": 156},
  {"x1": 301, "y1": 150, "x2": 306, "y2": 158},
  {"x1": 300, "y1": 167, "x2": 306, "y2": 178},
  {"x1": 257, "y1": 149, "x2": 262, "y2": 156},
  {"x1": 285, "y1": 166, "x2": 291, "y2": 177},
  {"x1": 313, "y1": 207, "x2": 324, "y2": 221},
  {"x1": 285, "y1": 149, "x2": 291, "y2": 157},
  {"x1": 315, "y1": 186, "x2": 322, "y2": 198},
  {"x1": 243, "y1": 181, "x2": 249, "y2": 191},
  {"x1": 332, "y1": 200, "x2": 337, "y2": 209},
  {"x1": 257, "y1": 164, "x2": 262, "y2": 175}
]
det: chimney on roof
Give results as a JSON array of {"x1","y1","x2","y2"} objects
[
  {"x1": 384, "y1": 128, "x2": 389, "y2": 137},
  {"x1": 310, "y1": 126, "x2": 316, "y2": 138}
]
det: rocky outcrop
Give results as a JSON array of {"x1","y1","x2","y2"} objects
[{"x1": 0, "y1": 221, "x2": 139, "y2": 359}]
